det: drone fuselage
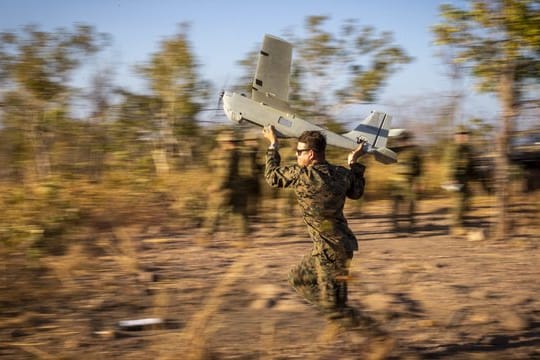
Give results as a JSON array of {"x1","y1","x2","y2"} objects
[{"x1": 223, "y1": 91, "x2": 358, "y2": 149}]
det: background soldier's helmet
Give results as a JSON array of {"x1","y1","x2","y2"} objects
[
  {"x1": 396, "y1": 130, "x2": 412, "y2": 141},
  {"x1": 455, "y1": 125, "x2": 470, "y2": 135},
  {"x1": 216, "y1": 130, "x2": 237, "y2": 143},
  {"x1": 242, "y1": 130, "x2": 259, "y2": 142},
  {"x1": 391, "y1": 129, "x2": 413, "y2": 143}
]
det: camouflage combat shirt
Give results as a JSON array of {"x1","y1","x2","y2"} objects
[
  {"x1": 265, "y1": 149, "x2": 365, "y2": 255},
  {"x1": 448, "y1": 143, "x2": 475, "y2": 184}
]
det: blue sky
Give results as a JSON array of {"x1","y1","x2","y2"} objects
[{"x1": 1, "y1": 0, "x2": 498, "y2": 125}]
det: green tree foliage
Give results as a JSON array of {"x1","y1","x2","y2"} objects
[
  {"x1": 0, "y1": 25, "x2": 117, "y2": 252},
  {"x1": 135, "y1": 24, "x2": 210, "y2": 168},
  {"x1": 136, "y1": 24, "x2": 208, "y2": 136},
  {"x1": 0, "y1": 24, "x2": 109, "y2": 181},
  {"x1": 232, "y1": 16, "x2": 412, "y2": 130},
  {"x1": 0, "y1": 24, "x2": 107, "y2": 102},
  {"x1": 294, "y1": 16, "x2": 412, "y2": 119},
  {"x1": 108, "y1": 90, "x2": 162, "y2": 175},
  {"x1": 432, "y1": 0, "x2": 540, "y2": 240},
  {"x1": 233, "y1": 48, "x2": 259, "y2": 95}
]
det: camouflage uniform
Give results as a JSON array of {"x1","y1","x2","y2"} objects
[
  {"x1": 201, "y1": 133, "x2": 248, "y2": 239},
  {"x1": 447, "y1": 139, "x2": 475, "y2": 231},
  {"x1": 276, "y1": 149, "x2": 299, "y2": 224},
  {"x1": 265, "y1": 148, "x2": 365, "y2": 314},
  {"x1": 389, "y1": 144, "x2": 423, "y2": 231},
  {"x1": 238, "y1": 137, "x2": 263, "y2": 224}
]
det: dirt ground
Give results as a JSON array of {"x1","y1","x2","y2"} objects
[{"x1": 1, "y1": 196, "x2": 539, "y2": 359}]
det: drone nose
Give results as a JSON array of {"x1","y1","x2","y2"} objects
[
  {"x1": 224, "y1": 108, "x2": 242, "y2": 123},
  {"x1": 222, "y1": 92, "x2": 242, "y2": 123}
]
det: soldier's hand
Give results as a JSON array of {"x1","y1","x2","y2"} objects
[
  {"x1": 262, "y1": 125, "x2": 278, "y2": 147},
  {"x1": 348, "y1": 140, "x2": 367, "y2": 166}
]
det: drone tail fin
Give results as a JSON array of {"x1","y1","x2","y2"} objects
[
  {"x1": 343, "y1": 111, "x2": 397, "y2": 164},
  {"x1": 343, "y1": 111, "x2": 391, "y2": 148},
  {"x1": 372, "y1": 147, "x2": 398, "y2": 164},
  {"x1": 251, "y1": 35, "x2": 293, "y2": 113}
]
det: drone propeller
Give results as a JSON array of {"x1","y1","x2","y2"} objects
[
  {"x1": 198, "y1": 90, "x2": 226, "y2": 112},
  {"x1": 197, "y1": 90, "x2": 227, "y2": 125},
  {"x1": 217, "y1": 90, "x2": 225, "y2": 109}
]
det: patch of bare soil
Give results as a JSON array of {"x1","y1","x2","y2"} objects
[{"x1": 1, "y1": 197, "x2": 539, "y2": 359}]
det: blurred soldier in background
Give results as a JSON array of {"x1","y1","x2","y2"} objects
[
  {"x1": 276, "y1": 147, "x2": 299, "y2": 228},
  {"x1": 239, "y1": 130, "x2": 263, "y2": 227},
  {"x1": 446, "y1": 125, "x2": 475, "y2": 236},
  {"x1": 199, "y1": 130, "x2": 248, "y2": 244},
  {"x1": 389, "y1": 130, "x2": 423, "y2": 232}
]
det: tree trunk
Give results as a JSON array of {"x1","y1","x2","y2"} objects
[
  {"x1": 27, "y1": 110, "x2": 52, "y2": 182},
  {"x1": 495, "y1": 70, "x2": 515, "y2": 241}
]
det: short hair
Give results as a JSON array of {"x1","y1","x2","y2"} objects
[{"x1": 298, "y1": 131, "x2": 326, "y2": 154}]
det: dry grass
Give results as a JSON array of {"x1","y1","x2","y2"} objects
[{"x1": 1, "y1": 152, "x2": 539, "y2": 359}]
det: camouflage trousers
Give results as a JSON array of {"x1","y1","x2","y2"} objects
[
  {"x1": 201, "y1": 190, "x2": 249, "y2": 237},
  {"x1": 453, "y1": 186, "x2": 471, "y2": 228},
  {"x1": 288, "y1": 247, "x2": 353, "y2": 314},
  {"x1": 390, "y1": 181, "x2": 418, "y2": 230}
]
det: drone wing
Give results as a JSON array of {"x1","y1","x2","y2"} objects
[{"x1": 251, "y1": 34, "x2": 293, "y2": 113}]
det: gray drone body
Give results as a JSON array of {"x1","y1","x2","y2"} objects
[{"x1": 222, "y1": 34, "x2": 397, "y2": 164}]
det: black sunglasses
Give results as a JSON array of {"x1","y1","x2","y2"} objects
[{"x1": 296, "y1": 148, "x2": 312, "y2": 156}]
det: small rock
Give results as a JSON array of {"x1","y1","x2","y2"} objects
[
  {"x1": 362, "y1": 293, "x2": 394, "y2": 311},
  {"x1": 469, "y1": 289, "x2": 488, "y2": 300},
  {"x1": 497, "y1": 311, "x2": 528, "y2": 331},
  {"x1": 416, "y1": 319, "x2": 435, "y2": 327},
  {"x1": 93, "y1": 330, "x2": 114, "y2": 339},
  {"x1": 118, "y1": 318, "x2": 164, "y2": 331},
  {"x1": 138, "y1": 271, "x2": 158, "y2": 282},
  {"x1": 250, "y1": 298, "x2": 276, "y2": 310},
  {"x1": 409, "y1": 332, "x2": 433, "y2": 343},
  {"x1": 468, "y1": 312, "x2": 491, "y2": 324},
  {"x1": 467, "y1": 229, "x2": 486, "y2": 241},
  {"x1": 117, "y1": 317, "x2": 178, "y2": 330}
]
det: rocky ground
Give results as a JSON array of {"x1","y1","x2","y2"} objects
[{"x1": 1, "y1": 197, "x2": 539, "y2": 359}]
